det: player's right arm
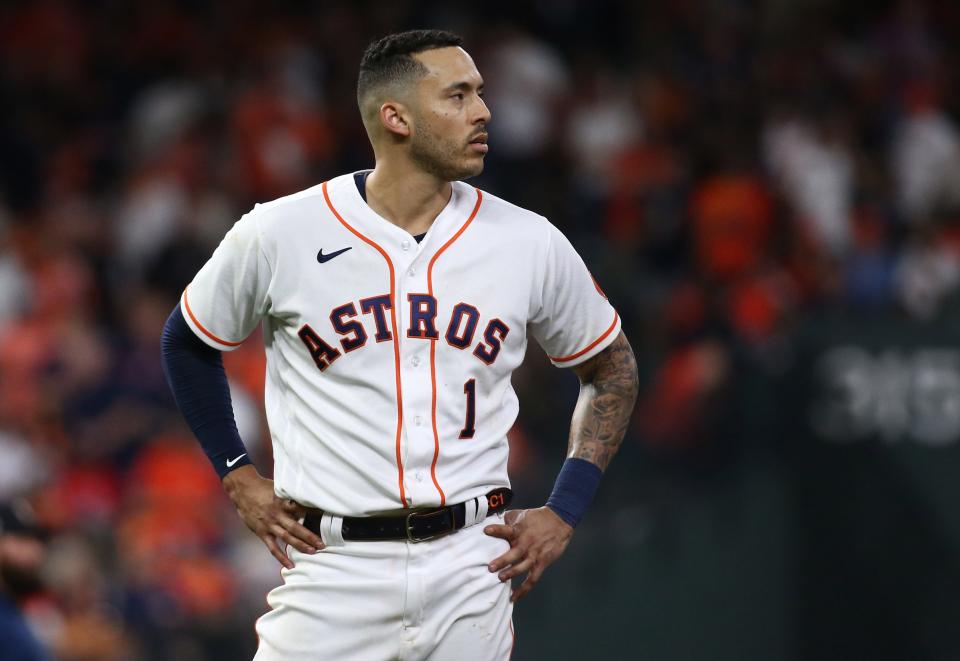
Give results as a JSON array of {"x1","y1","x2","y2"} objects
[
  {"x1": 221, "y1": 465, "x2": 323, "y2": 568},
  {"x1": 160, "y1": 210, "x2": 323, "y2": 568}
]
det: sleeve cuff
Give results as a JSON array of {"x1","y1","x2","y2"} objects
[
  {"x1": 180, "y1": 289, "x2": 245, "y2": 352},
  {"x1": 547, "y1": 311, "x2": 621, "y2": 368}
]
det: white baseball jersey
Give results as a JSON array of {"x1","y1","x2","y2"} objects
[{"x1": 182, "y1": 172, "x2": 620, "y2": 516}]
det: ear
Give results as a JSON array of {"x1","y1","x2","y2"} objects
[{"x1": 379, "y1": 101, "x2": 411, "y2": 138}]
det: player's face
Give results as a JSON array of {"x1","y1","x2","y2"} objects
[{"x1": 408, "y1": 47, "x2": 491, "y2": 181}]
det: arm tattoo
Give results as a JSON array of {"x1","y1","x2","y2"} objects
[{"x1": 567, "y1": 332, "x2": 639, "y2": 471}]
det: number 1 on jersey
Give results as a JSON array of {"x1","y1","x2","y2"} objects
[{"x1": 459, "y1": 378, "x2": 476, "y2": 439}]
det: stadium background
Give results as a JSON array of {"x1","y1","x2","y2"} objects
[{"x1": 3, "y1": 0, "x2": 960, "y2": 659}]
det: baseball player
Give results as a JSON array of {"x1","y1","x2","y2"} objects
[{"x1": 161, "y1": 29, "x2": 638, "y2": 660}]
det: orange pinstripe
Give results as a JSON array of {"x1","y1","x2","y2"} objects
[
  {"x1": 425, "y1": 188, "x2": 484, "y2": 506},
  {"x1": 549, "y1": 311, "x2": 620, "y2": 363},
  {"x1": 322, "y1": 181, "x2": 409, "y2": 508}
]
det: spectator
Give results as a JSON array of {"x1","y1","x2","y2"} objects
[
  {"x1": 0, "y1": 500, "x2": 50, "y2": 661},
  {"x1": 891, "y1": 81, "x2": 960, "y2": 222},
  {"x1": 764, "y1": 114, "x2": 854, "y2": 256}
]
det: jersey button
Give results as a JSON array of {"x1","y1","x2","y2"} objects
[
  {"x1": 414, "y1": 415, "x2": 423, "y2": 426},
  {"x1": 410, "y1": 356, "x2": 420, "y2": 367},
  {"x1": 401, "y1": 240, "x2": 411, "y2": 250},
  {"x1": 415, "y1": 472, "x2": 424, "y2": 482},
  {"x1": 407, "y1": 268, "x2": 416, "y2": 277}
]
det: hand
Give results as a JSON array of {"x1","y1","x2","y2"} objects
[
  {"x1": 222, "y1": 465, "x2": 325, "y2": 569},
  {"x1": 484, "y1": 507, "x2": 573, "y2": 602}
]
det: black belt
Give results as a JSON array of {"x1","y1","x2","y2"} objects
[{"x1": 303, "y1": 488, "x2": 512, "y2": 543}]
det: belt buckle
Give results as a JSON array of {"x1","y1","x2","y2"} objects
[{"x1": 405, "y1": 508, "x2": 454, "y2": 543}]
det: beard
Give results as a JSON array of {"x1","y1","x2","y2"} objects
[{"x1": 409, "y1": 122, "x2": 484, "y2": 182}]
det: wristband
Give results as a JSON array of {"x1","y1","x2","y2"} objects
[{"x1": 545, "y1": 458, "x2": 602, "y2": 528}]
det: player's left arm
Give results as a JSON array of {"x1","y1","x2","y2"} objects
[
  {"x1": 563, "y1": 331, "x2": 639, "y2": 470},
  {"x1": 485, "y1": 330, "x2": 639, "y2": 601}
]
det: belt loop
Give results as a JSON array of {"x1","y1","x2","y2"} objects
[
  {"x1": 474, "y1": 494, "x2": 489, "y2": 524},
  {"x1": 463, "y1": 497, "x2": 478, "y2": 527},
  {"x1": 320, "y1": 512, "x2": 345, "y2": 546}
]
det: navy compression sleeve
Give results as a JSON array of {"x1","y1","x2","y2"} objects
[{"x1": 160, "y1": 305, "x2": 253, "y2": 479}]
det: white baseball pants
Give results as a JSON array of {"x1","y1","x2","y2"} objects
[{"x1": 253, "y1": 512, "x2": 514, "y2": 660}]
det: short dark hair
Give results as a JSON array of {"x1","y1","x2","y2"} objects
[{"x1": 357, "y1": 29, "x2": 464, "y2": 116}]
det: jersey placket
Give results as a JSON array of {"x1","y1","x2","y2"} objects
[
  {"x1": 324, "y1": 175, "x2": 472, "y2": 510},
  {"x1": 394, "y1": 237, "x2": 440, "y2": 507}
]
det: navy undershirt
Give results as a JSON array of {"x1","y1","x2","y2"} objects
[{"x1": 162, "y1": 173, "x2": 426, "y2": 478}]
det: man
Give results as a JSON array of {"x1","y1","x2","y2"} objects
[
  {"x1": 0, "y1": 501, "x2": 50, "y2": 661},
  {"x1": 161, "y1": 29, "x2": 638, "y2": 660}
]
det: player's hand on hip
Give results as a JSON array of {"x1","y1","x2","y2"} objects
[
  {"x1": 483, "y1": 507, "x2": 573, "y2": 603},
  {"x1": 222, "y1": 465, "x2": 325, "y2": 569}
]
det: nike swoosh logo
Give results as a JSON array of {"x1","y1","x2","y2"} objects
[
  {"x1": 317, "y1": 246, "x2": 352, "y2": 263},
  {"x1": 226, "y1": 453, "x2": 247, "y2": 468}
]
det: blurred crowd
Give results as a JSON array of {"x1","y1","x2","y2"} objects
[{"x1": 2, "y1": 0, "x2": 960, "y2": 658}]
